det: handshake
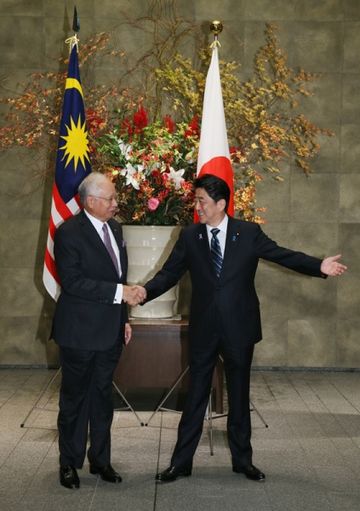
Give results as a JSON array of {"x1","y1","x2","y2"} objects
[{"x1": 123, "y1": 285, "x2": 147, "y2": 306}]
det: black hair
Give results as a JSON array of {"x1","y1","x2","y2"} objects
[{"x1": 194, "y1": 174, "x2": 230, "y2": 212}]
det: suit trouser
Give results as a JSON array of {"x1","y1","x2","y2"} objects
[
  {"x1": 58, "y1": 342, "x2": 122, "y2": 468},
  {"x1": 170, "y1": 329, "x2": 254, "y2": 469}
]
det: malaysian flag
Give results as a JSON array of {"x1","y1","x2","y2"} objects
[
  {"x1": 196, "y1": 44, "x2": 234, "y2": 219},
  {"x1": 43, "y1": 41, "x2": 91, "y2": 300}
]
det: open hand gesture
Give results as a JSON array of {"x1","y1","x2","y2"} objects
[{"x1": 320, "y1": 255, "x2": 347, "y2": 277}]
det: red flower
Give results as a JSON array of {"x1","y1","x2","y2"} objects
[
  {"x1": 184, "y1": 114, "x2": 199, "y2": 138},
  {"x1": 189, "y1": 114, "x2": 199, "y2": 133},
  {"x1": 133, "y1": 105, "x2": 148, "y2": 131},
  {"x1": 163, "y1": 115, "x2": 175, "y2": 133}
]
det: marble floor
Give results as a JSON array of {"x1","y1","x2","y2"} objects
[{"x1": 0, "y1": 368, "x2": 359, "y2": 511}]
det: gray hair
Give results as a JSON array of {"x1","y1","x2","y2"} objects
[{"x1": 78, "y1": 172, "x2": 109, "y2": 204}]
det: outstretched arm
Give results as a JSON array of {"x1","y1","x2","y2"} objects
[{"x1": 254, "y1": 225, "x2": 348, "y2": 279}]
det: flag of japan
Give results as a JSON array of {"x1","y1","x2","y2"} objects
[{"x1": 196, "y1": 44, "x2": 234, "y2": 218}]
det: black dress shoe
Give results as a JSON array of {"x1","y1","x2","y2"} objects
[
  {"x1": 90, "y1": 464, "x2": 122, "y2": 483},
  {"x1": 60, "y1": 465, "x2": 80, "y2": 489},
  {"x1": 155, "y1": 465, "x2": 192, "y2": 483},
  {"x1": 233, "y1": 464, "x2": 265, "y2": 481}
]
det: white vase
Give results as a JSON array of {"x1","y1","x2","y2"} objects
[{"x1": 122, "y1": 225, "x2": 181, "y2": 319}]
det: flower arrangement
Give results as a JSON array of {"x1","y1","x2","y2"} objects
[
  {"x1": 0, "y1": 9, "x2": 332, "y2": 226},
  {"x1": 99, "y1": 106, "x2": 199, "y2": 225}
]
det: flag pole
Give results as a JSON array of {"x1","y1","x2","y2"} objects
[{"x1": 65, "y1": 6, "x2": 80, "y2": 53}]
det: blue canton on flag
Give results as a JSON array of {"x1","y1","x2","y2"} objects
[{"x1": 55, "y1": 45, "x2": 91, "y2": 202}]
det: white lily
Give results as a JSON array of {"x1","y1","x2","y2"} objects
[
  {"x1": 117, "y1": 138, "x2": 132, "y2": 160},
  {"x1": 168, "y1": 167, "x2": 185, "y2": 190},
  {"x1": 120, "y1": 163, "x2": 144, "y2": 190}
]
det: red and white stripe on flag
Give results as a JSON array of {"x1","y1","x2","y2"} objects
[
  {"x1": 196, "y1": 44, "x2": 234, "y2": 218},
  {"x1": 43, "y1": 186, "x2": 82, "y2": 300}
]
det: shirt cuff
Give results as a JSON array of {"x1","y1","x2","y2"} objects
[{"x1": 113, "y1": 284, "x2": 123, "y2": 304}]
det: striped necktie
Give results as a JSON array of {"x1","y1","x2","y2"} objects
[{"x1": 210, "y1": 228, "x2": 223, "y2": 277}]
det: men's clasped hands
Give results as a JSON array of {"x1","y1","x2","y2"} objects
[{"x1": 123, "y1": 285, "x2": 147, "y2": 306}]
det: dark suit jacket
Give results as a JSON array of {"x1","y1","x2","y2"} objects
[
  {"x1": 145, "y1": 217, "x2": 325, "y2": 347},
  {"x1": 52, "y1": 210, "x2": 128, "y2": 351}
]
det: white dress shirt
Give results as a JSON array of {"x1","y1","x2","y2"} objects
[{"x1": 84, "y1": 209, "x2": 123, "y2": 304}]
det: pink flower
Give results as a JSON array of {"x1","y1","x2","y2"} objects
[{"x1": 148, "y1": 198, "x2": 160, "y2": 211}]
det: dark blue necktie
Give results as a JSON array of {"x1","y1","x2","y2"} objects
[{"x1": 210, "y1": 228, "x2": 223, "y2": 277}]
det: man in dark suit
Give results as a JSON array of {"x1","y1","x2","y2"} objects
[
  {"x1": 143, "y1": 174, "x2": 347, "y2": 483},
  {"x1": 52, "y1": 172, "x2": 145, "y2": 489}
]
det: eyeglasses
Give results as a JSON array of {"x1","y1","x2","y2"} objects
[{"x1": 90, "y1": 195, "x2": 118, "y2": 204}]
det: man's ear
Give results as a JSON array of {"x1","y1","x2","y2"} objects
[
  {"x1": 86, "y1": 196, "x2": 94, "y2": 208},
  {"x1": 217, "y1": 198, "x2": 226, "y2": 212}
]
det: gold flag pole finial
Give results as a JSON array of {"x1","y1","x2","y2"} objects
[{"x1": 210, "y1": 20, "x2": 223, "y2": 48}]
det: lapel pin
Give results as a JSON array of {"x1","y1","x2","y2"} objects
[{"x1": 198, "y1": 234, "x2": 203, "y2": 240}]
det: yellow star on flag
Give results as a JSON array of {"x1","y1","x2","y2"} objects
[{"x1": 59, "y1": 115, "x2": 91, "y2": 171}]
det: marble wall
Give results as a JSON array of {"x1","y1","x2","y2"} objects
[{"x1": 0, "y1": 0, "x2": 359, "y2": 368}]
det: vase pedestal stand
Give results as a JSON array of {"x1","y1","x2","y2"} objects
[{"x1": 113, "y1": 318, "x2": 223, "y2": 415}]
